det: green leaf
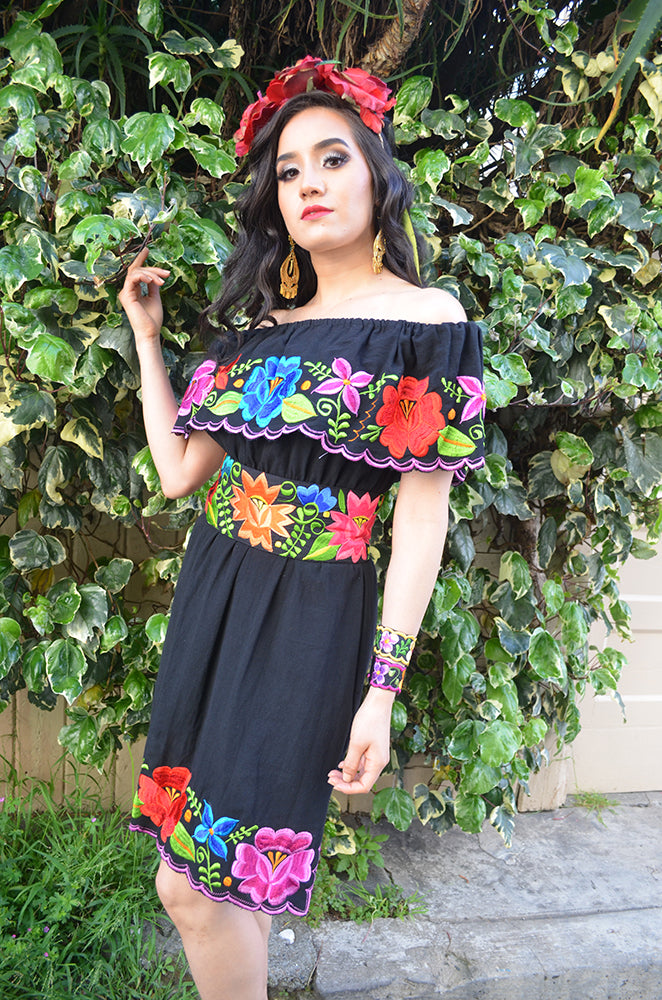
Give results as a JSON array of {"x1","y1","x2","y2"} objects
[
  {"x1": 483, "y1": 369, "x2": 517, "y2": 408},
  {"x1": 371, "y1": 786, "x2": 415, "y2": 831},
  {"x1": 122, "y1": 112, "x2": 176, "y2": 171},
  {"x1": 494, "y1": 98, "x2": 537, "y2": 131},
  {"x1": 460, "y1": 758, "x2": 502, "y2": 795},
  {"x1": 542, "y1": 579, "x2": 565, "y2": 616},
  {"x1": 124, "y1": 668, "x2": 152, "y2": 709},
  {"x1": 46, "y1": 638, "x2": 86, "y2": 703},
  {"x1": 490, "y1": 803, "x2": 515, "y2": 846},
  {"x1": 437, "y1": 425, "x2": 477, "y2": 458},
  {"x1": 495, "y1": 618, "x2": 531, "y2": 657},
  {"x1": 454, "y1": 792, "x2": 486, "y2": 834},
  {"x1": 555, "y1": 431, "x2": 593, "y2": 468},
  {"x1": 38, "y1": 445, "x2": 76, "y2": 504},
  {"x1": 62, "y1": 584, "x2": 109, "y2": 645},
  {"x1": 4, "y1": 381, "x2": 56, "y2": 432},
  {"x1": 302, "y1": 532, "x2": 340, "y2": 562},
  {"x1": 23, "y1": 642, "x2": 48, "y2": 693},
  {"x1": 489, "y1": 353, "x2": 532, "y2": 386},
  {"x1": 566, "y1": 166, "x2": 614, "y2": 209},
  {"x1": 169, "y1": 820, "x2": 197, "y2": 860},
  {"x1": 60, "y1": 416, "x2": 104, "y2": 460},
  {"x1": 186, "y1": 135, "x2": 235, "y2": 179},
  {"x1": 23, "y1": 334, "x2": 77, "y2": 384},
  {"x1": 145, "y1": 612, "x2": 169, "y2": 644},
  {"x1": 394, "y1": 76, "x2": 433, "y2": 123},
  {"x1": 279, "y1": 392, "x2": 316, "y2": 424},
  {"x1": 0, "y1": 617, "x2": 21, "y2": 679},
  {"x1": 209, "y1": 39, "x2": 244, "y2": 69},
  {"x1": 447, "y1": 719, "x2": 485, "y2": 761},
  {"x1": 95, "y1": 558, "x2": 133, "y2": 593},
  {"x1": 521, "y1": 717, "x2": 548, "y2": 746},
  {"x1": 99, "y1": 614, "x2": 129, "y2": 653},
  {"x1": 622, "y1": 430, "x2": 662, "y2": 495},
  {"x1": 58, "y1": 715, "x2": 99, "y2": 760},
  {"x1": 0, "y1": 245, "x2": 43, "y2": 299},
  {"x1": 183, "y1": 97, "x2": 225, "y2": 131},
  {"x1": 147, "y1": 52, "x2": 191, "y2": 93},
  {"x1": 478, "y1": 721, "x2": 522, "y2": 766},
  {"x1": 528, "y1": 628, "x2": 567, "y2": 685},
  {"x1": 9, "y1": 529, "x2": 51, "y2": 570},
  {"x1": 560, "y1": 602, "x2": 588, "y2": 649},
  {"x1": 412, "y1": 149, "x2": 450, "y2": 190},
  {"x1": 499, "y1": 551, "x2": 532, "y2": 600},
  {"x1": 137, "y1": 0, "x2": 163, "y2": 37}
]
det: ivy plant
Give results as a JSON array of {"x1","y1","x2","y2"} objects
[{"x1": 0, "y1": 8, "x2": 661, "y2": 844}]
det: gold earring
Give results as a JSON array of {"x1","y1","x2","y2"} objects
[
  {"x1": 372, "y1": 230, "x2": 386, "y2": 274},
  {"x1": 280, "y1": 235, "x2": 299, "y2": 299}
]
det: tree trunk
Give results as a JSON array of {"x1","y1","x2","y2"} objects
[{"x1": 360, "y1": 0, "x2": 433, "y2": 77}]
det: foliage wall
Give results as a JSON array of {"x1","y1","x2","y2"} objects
[{"x1": 1, "y1": 2, "x2": 661, "y2": 843}]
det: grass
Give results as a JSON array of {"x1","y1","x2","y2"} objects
[
  {"x1": 0, "y1": 773, "x2": 197, "y2": 1000},
  {"x1": 571, "y1": 789, "x2": 619, "y2": 824}
]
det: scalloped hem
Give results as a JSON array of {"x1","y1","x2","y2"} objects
[{"x1": 129, "y1": 822, "x2": 315, "y2": 916}]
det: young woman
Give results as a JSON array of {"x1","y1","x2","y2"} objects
[{"x1": 120, "y1": 58, "x2": 485, "y2": 1000}]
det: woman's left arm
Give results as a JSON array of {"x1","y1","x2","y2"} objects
[{"x1": 328, "y1": 467, "x2": 454, "y2": 794}]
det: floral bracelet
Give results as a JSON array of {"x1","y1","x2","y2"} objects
[{"x1": 368, "y1": 624, "x2": 417, "y2": 695}]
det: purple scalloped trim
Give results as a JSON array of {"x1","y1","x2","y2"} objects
[
  {"x1": 173, "y1": 415, "x2": 485, "y2": 482},
  {"x1": 129, "y1": 821, "x2": 316, "y2": 916}
]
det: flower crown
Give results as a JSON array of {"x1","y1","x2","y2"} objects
[{"x1": 234, "y1": 55, "x2": 396, "y2": 157}]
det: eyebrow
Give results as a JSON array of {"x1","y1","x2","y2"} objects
[{"x1": 276, "y1": 137, "x2": 351, "y2": 165}]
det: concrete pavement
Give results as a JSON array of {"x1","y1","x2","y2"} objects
[{"x1": 156, "y1": 792, "x2": 662, "y2": 998}]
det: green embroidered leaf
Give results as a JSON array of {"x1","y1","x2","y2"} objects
[
  {"x1": 169, "y1": 821, "x2": 197, "y2": 861},
  {"x1": 207, "y1": 391, "x2": 242, "y2": 416},
  {"x1": 302, "y1": 532, "x2": 340, "y2": 562},
  {"x1": 437, "y1": 425, "x2": 477, "y2": 457},
  {"x1": 281, "y1": 393, "x2": 316, "y2": 423}
]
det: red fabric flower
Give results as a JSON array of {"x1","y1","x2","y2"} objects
[
  {"x1": 265, "y1": 55, "x2": 323, "y2": 104},
  {"x1": 376, "y1": 376, "x2": 445, "y2": 459},
  {"x1": 234, "y1": 93, "x2": 277, "y2": 157},
  {"x1": 233, "y1": 56, "x2": 395, "y2": 156},
  {"x1": 137, "y1": 766, "x2": 191, "y2": 842},
  {"x1": 316, "y1": 64, "x2": 396, "y2": 131}
]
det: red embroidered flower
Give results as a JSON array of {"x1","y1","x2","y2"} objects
[
  {"x1": 328, "y1": 491, "x2": 380, "y2": 562},
  {"x1": 316, "y1": 63, "x2": 396, "y2": 132},
  {"x1": 215, "y1": 357, "x2": 239, "y2": 392},
  {"x1": 137, "y1": 766, "x2": 191, "y2": 842},
  {"x1": 376, "y1": 377, "x2": 445, "y2": 459}
]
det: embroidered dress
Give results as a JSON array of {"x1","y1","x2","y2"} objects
[{"x1": 130, "y1": 317, "x2": 485, "y2": 915}]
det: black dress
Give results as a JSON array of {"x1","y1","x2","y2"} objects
[{"x1": 130, "y1": 316, "x2": 485, "y2": 916}]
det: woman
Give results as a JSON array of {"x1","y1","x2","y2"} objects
[{"x1": 120, "y1": 57, "x2": 485, "y2": 1000}]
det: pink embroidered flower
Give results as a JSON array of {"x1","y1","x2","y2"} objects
[
  {"x1": 328, "y1": 491, "x2": 380, "y2": 562},
  {"x1": 457, "y1": 376, "x2": 487, "y2": 423},
  {"x1": 231, "y1": 827, "x2": 316, "y2": 907},
  {"x1": 178, "y1": 360, "x2": 217, "y2": 416},
  {"x1": 314, "y1": 357, "x2": 373, "y2": 415},
  {"x1": 377, "y1": 629, "x2": 399, "y2": 654}
]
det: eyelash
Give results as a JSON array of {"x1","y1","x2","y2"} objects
[{"x1": 277, "y1": 151, "x2": 349, "y2": 182}]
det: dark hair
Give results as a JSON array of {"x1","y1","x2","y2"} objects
[{"x1": 200, "y1": 90, "x2": 424, "y2": 360}]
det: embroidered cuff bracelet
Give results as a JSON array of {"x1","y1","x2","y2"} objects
[{"x1": 369, "y1": 625, "x2": 417, "y2": 694}]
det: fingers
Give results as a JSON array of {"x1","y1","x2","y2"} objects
[{"x1": 327, "y1": 760, "x2": 382, "y2": 795}]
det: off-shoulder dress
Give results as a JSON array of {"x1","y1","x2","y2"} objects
[{"x1": 129, "y1": 316, "x2": 485, "y2": 916}]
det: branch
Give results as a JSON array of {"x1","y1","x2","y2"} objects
[{"x1": 360, "y1": 0, "x2": 433, "y2": 78}]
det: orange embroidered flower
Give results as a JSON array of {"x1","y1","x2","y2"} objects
[
  {"x1": 376, "y1": 376, "x2": 445, "y2": 459},
  {"x1": 231, "y1": 470, "x2": 294, "y2": 551}
]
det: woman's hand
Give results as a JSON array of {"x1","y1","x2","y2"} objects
[
  {"x1": 118, "y1": 247, "x2": 170, "y2": 345},
  {"x1": 328, "y1": 688, "x2": 394, "y2": 795}
]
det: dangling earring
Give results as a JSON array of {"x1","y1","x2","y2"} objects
[
  {"x1": 280, "y1": 235, "x2": 299, "y2": 299},
  {"x1": 372, "y1": 230, "x2": 386, "y2": 274}
]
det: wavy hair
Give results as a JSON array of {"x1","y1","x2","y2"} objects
[{"x1": 200, "y1": 90, "x2": 424, "y2": 361}]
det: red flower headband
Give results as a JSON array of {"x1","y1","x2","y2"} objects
[{"x1": 234, "y1": 55, "x2": 396, "y2": 157}]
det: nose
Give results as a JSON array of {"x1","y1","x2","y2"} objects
[{"x1": 298, "y1": 161, "x2": 325, "y2": 198}]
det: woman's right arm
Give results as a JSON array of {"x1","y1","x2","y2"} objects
[{"x1": 118, "y1": 249, "x2": 225, "y2": 498}]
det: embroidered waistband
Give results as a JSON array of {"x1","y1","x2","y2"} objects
[{"x1": 205, "y1": 454, "x2": 382, "y2": 562}]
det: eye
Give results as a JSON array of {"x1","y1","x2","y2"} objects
[
  {"x1": 322, "y1": 151, "x2": 349, "y2": 168},
  {"x1": 276, "y1": 165, "x2": 299, "y2": 182}
]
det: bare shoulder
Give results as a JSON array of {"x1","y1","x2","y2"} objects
[
  {"x1": 255, "y1": 306, "x2": 291, "y2": 328},
  {"x1": 406, "y1": 286, "x2": 467, "y2": 325}
]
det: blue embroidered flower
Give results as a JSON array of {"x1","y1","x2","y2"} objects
[
  {"x1": 240, "y1": 355, "x2": 302, "y2": 428},
  {"x1": 296, "y1": 484, "x2": 337, "y2": 512},
  {"x1": 193, "y1": 801, "x2": 239, "y2": 859}
]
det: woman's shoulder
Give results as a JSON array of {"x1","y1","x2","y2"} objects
[
  {"x1": 259, "y1": 285, "x2": 467, "y2": 328},
  {"x1": 401, "y1": 286, "x2": 467, "y2": 326}
]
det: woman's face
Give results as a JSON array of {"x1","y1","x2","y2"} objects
[{"x1": 275, "y1": 106, "x2": 375, "y2": 259}]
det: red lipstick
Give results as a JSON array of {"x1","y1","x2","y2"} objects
[{"x1": 301, "y1": 205, "x2": 332, "y2": 220}]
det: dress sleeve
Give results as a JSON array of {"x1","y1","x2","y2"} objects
[{"x1": 368, "y1": 320, "x2": 486, "y2": 483}]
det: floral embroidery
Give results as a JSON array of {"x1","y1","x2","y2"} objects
[
  {"x1": 314, "y1": 357, "x2": 373, "y2": 415},
  {"x1": 179, "y1": 360, "x2": 216, "y2": 416},
  {"x1": 132, "y1": 766, "x2": 315, "y2": 912},
  {"x1": 370, "y1": 655, "x2": 406, "y2": 693},
  {"x1": 206, "y1": 457, "x2": 381, "y2": 562},
  {"x1": 328, "y1": 490, "x2": 380, "y2": 563},
  {"x1": 231, "y1": 827, "x2": 316, "y2": 908},
  {"x1": 375, "y1": 376, "x2": 444, "y2": 459},
  {"x1": 240, "y1": 354, "x2": 302, "y2": 428},
  {"x1": 457, "y1": 375, "x2": 487, "y2": 423},
  {"x1": 193, "y1": 801, "x2": 239, "y2": 859},
  {"x1": 175, "y1": 332, "x2": 485, "y2": 479},
  {"x1": 137, "y1": 766, "x2": 191, "y2": 841},
  {"x1": 230, "y1": 469, "x2": 295, "y2": 551}
]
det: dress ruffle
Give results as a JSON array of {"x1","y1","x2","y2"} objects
[{"x1": 173, "y1": 317, "x2": 485, "y2": 483}]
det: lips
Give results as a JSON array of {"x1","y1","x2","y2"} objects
[{"x1": 301, "y1": 205, "x2": 332, "y2": 220}]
